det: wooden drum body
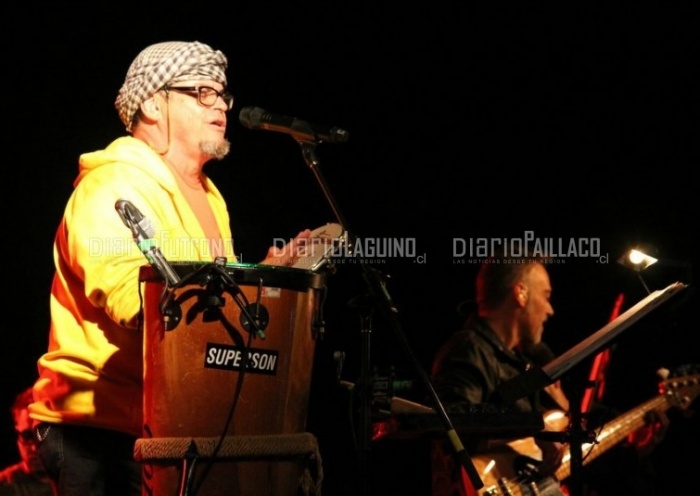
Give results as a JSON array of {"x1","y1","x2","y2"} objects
[{"x1": 139, "y1": 262, "x2": 326, "y2": 496}]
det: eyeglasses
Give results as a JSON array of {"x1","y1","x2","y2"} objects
[
  {"x1": 16, "y1": 429, "x2": 34, "y2": 444},
  {"x1": 164, "y1": 85, "x2": 234, "y2": 110}
]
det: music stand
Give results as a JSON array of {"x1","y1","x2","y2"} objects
[{"x1": 495, "y1": 281, "x2": 688, "y2": 496}]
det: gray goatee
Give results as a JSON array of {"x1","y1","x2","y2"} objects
[{"x1": 201, "y1": 139, "x2": 231, "y2": 160}]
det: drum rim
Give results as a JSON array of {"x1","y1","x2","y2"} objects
[{"x1": 139, "y1": 262, "x2": 327, "y2": 291}]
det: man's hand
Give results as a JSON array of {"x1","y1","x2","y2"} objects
[
  {"x1": 261, "y1": 229, "x2": 312, "y2": 267},
  {"x1": 627, "y1": 409, "x2": 670, "y2": 457},
  {"x1": 535, "y1": 438, "x2": 565, "y2": 476}
]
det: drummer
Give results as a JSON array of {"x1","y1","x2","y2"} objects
[{"x1": 28, "y1": 40, "x2": 310, "y2": 495}]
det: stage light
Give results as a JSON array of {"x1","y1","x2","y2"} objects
[
  {"x1": 618, "y1": 248, "x2": 659, "y2": 272},
  {"x1": 618, "y1": 246, "x2": 659, "y2": 294}
]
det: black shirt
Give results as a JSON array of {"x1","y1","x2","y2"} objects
[{"x1": 431, "y1": 315, "x2": 556, "y2": 415}]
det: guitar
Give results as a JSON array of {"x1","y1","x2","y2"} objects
[{"x1": 470, "y1": 368, "x2": 700, "y2": 496}]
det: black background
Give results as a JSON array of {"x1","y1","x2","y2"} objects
[{"x1": 3, "y1": 3, "x2": 699, "y2": 494}]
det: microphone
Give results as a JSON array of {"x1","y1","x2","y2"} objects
[
  {"x1": 115, "y1": 199, "x2": 181, "y2": 287},
  {"x1": 239, "y1": 106, "x2": 349, "y2": 144}
]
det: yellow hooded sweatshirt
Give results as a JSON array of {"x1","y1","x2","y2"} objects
[{"x1": 30, "y1": 136, "x2": 235, "y2": 436}]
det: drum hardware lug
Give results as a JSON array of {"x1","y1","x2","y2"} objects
[
  {"x1": 162, "y1": 300, "x2": 182, "y2": 331},
  {"x1": 239, "y1": 303, "x2": 270, "y2": 338},
  {"x1": 312, "y1": 285, "x2": 328, "y2": 340},
  {"x1": 202, "y1": 294, "x2": 226, "y2": 322},
  {"x1": 160, "y1": 288, "x2": 182, "y2": 331}
]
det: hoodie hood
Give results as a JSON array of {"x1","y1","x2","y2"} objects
[{"x1": 76, "y1": 136, "x2": 177, "y2": 191}]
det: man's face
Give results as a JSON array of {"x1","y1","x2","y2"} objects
[
  {"x1": 160, "y1": 79, "x2": 232, "y2": 160},
  {"x1": 519, "y1": 263, "x2": 554, "y2": 346}
]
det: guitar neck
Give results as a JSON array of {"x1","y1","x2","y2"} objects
[{"x1": 554, "y1": 394, "x2": 668, "y2": 481}]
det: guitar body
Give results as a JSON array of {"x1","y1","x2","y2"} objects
[
  {"x1": 470, "y1": 439, "x2": 543, "y2": 495},
  {"x1": 469, "y1": 370, "x2": 699, "y2": 496},
  {"x1": 469, "y1": 408, "x2": 568, "y2": 495}
]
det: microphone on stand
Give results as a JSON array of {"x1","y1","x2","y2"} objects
[
  {"x1": 239, "y1": 106, "x2": 349, "y2": 144},
  {"x1": 115, "y1": 199, "x2": 181, "y2": 287}
]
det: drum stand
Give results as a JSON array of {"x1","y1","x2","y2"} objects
[
  {"x1": 134, "y1": 433, "x2": 323, "y2": 496},
  {"x1": 295, "y1": 139, "x2": 484, "y2": 493}
]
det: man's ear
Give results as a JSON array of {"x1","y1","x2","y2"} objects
[
  {"x1": 515, "y1": 283, "x2": 529, "y2": 306},
  {"x1": 139, "y1": 94, "x2": 162, "y2": 122}
]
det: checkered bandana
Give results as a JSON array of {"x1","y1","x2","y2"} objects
[{"x1": 115, "y1": 41, "x2": 228, "y2": 132}]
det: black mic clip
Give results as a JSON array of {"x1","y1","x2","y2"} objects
[{"x1": 115, "y1": 199, "x2": 181, "y2": 288}]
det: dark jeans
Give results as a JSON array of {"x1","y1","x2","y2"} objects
[{"x1": 35, "y1": 423, "x2": 141, "y2": 496}]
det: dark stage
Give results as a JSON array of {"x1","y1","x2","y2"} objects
[{"x1": 3, "y1": 3, "x2": 699, "y2": 494}]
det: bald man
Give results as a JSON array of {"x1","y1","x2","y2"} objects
[{"x1": 431, "y1": 257, "x2": 567, "y2": 496}]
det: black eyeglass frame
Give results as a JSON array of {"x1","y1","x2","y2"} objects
[{"x1": 164, "y1": 85, "x2": 234, "y2": 110}]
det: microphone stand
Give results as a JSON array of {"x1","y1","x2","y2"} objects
[
  {"x1": 533, "y1": 376, "x2": 596, "y2": 496},
  {"x1": 565, "y1": 379, "x2": 593, "y2": 496},
  {"x1": 296, "y1": 140, "x2": 483, "y2": 493},
  {"x1": 347, "y1": 294, "x2": 374, "y2": 496}
]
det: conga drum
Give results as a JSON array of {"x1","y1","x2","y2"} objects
[{"x1": 139, "y1": 262, "x2": 327, "y2": 496}]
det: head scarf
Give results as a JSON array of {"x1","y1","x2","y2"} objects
[{"x1": 115, "y1": 41, "x2": 228, "y2": 132}]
